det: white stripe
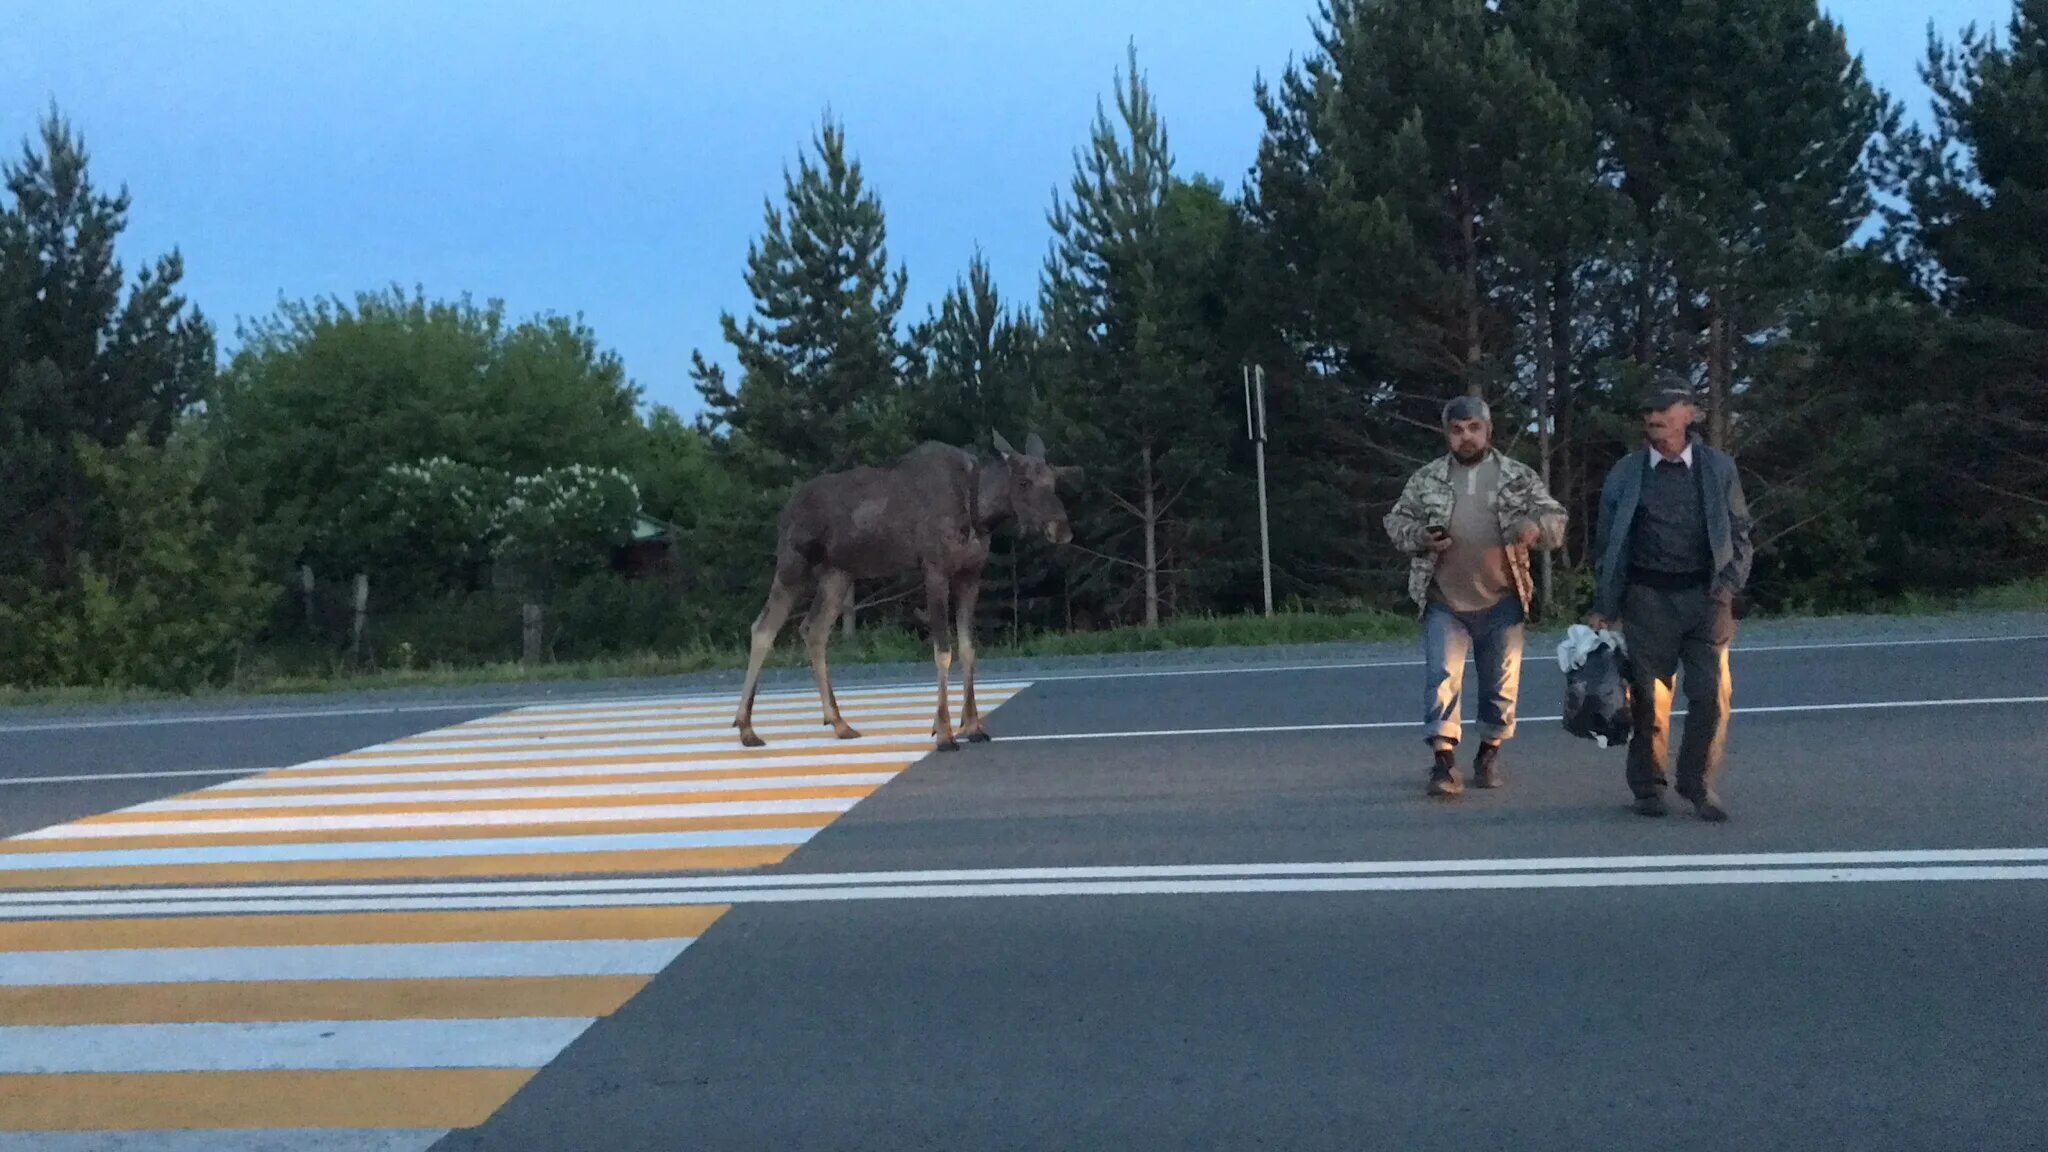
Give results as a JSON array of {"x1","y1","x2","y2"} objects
[
  {"x1": 24, "y1": 798, "x2": 859, "y2": 840},
  {"x1": 353, "y1": 721, "x2": 936, "y2": 754},
  {"x1": 435, "y1": 703, "x2": 1011, "y2": 737},
  {"x1": 0, "y1": 767, "x2": 275, "y2": 787},
  {"x1": 0, "y1": 938, "x2": 695, "y2": 986},
  {"x1": 503, "y1": 682, "x2": 1032, "y2": 716},
  {"x1": 0, "y1": 1017, "x2": 598, "y2": 1073},
  {"x1": 4, "y1": 863, "x2": 2044, "y2": 919},
  {"x1": 0, "y1": 827, "x2": 816, "y2": 871},
  {"x1": 299, "y1": 734, "x2": 928, "y2": 768},
  {"x1": 209, "y1": 751, "x2": 919, "y2": 790},
  {"x1": 4, "y1": 631, "x2": 2041, "y2": 733},
  {"x1": 127, "y1": 772, "x2": 901, "y2": 812},
  {"x1": 0, "y1": 1133, "x2": 451, "y2": 1152},
  {"x1": 1003, "y1": 695, "x2": 2048, "y2": 742},
  {"x1": 7, "y1": 846, "x2": 2034, "y2": 906},
  {"x1": 447, "y1": 690, "x2": 1023, "y2": 732}
]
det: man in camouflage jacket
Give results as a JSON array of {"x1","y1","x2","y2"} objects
[{"x1": 1384, "y1": 396, "x2": 1569, "y2": 797}]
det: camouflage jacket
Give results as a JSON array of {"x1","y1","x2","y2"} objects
[{"x1": 1383, "y1": 450, "x2": 1569, "y2": 617}]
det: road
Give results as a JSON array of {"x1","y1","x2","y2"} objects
[{"x1": 1, "y1": 618, "x2": 2045, "y2": 1151}]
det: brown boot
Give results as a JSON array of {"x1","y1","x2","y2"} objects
[
  {"x1": 1472, "y1": 742, "x2": 1504, "y2": 789},
  {"x1": 1427, "y1": 745, "x2": 1462, "y2": 797}
]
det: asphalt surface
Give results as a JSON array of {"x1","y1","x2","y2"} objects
[{"x1": 3, "y1": 617, "x2": 2046, "y2": 1150}]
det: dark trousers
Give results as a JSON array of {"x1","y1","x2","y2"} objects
[{"x1": 1621, "y1": 582, "x2": 1735, "y2": 799}]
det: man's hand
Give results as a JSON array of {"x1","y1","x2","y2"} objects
[
  {"x1": 1584, "y1": 613, "x2": 1613, "y2": 632},
  {"x1": 1425, "y1": 528, "x2": 1454, "y2": 555},
  {"x1": 1510, "y1": 519, "x2": 1542, "y2": 548}
]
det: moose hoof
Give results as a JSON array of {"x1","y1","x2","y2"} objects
[
  {"x1": 935, "y1": 738, "x2": 962, "y2": 753},
  {"x1": 833, "y1": 726, "x2": 862, "y2": 741},
  {"x1": 739, "y1": 731, "x2": 766, "y2": 749},
  {"x1": 964, "y1": 730, "x2": 992, "y2": 744}
]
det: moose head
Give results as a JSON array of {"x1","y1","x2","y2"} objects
[{"x1": 991, "y1": 430, "x2": 1082, "y2": 546}]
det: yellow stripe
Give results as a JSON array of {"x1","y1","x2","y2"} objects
[
  {"x1": 483, "y1": 689, "x2": 1015, "y2": 724},
  {"x1": 0, "y1": 975, "x2": 650, "y2": 1026},
  {"x1": 0, "y1": 845, "x2": 792, "y2": 890},
  {"x1": 0, "y1": 1069, "x2": 538, "y2": 1130},
  {"x1": 410, "y1": 697, "x2": 1019, "y2": 741},
  {"x1": 76, "y1": 784, "x2": 878, "y2": 824},
  {"x1": 0, "y1": 813, "x2": 837, "y2": 853},
  {"x1": 258, "y1": 741, "x2": 933, "y2": 778},
  {"x1": 0, "y1": 905, "x2": 727, "y2": 952},
  {"x1": 211, "y1": 760, "x2": 914, "y2": 798}
]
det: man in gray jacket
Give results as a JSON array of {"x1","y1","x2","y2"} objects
[{"x1": 1586, "y1": 384, "x2": 1754, "y2": 821}]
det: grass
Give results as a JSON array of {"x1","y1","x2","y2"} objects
[{"x1": 4, "y1": 580, "x2": 2043, "y2": 711}]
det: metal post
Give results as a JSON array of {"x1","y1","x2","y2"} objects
[{"x1": 1244, "y1": 365, "x2": 1274, "y2": 617}]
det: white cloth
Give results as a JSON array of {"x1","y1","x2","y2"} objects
[{"x1": 1556, "y1": 623, "x2": 1628, "y2": 673}]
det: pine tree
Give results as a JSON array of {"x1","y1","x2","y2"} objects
[
  {"x1": 1878, "y1": 0, "x2": 2048, "y2": 583},
  {"x1": 692, "y1": 113, "x2": 914, "y2": 488},
  {"x1": 1577, "y1": 0, "x2": 1886, "y2": 440},
  {"x1": 907, "y1": 248, "x2": 1039, "y2": 449},
  {"x1": 1038, "y1": 44, "x2": 1238, "y2": 628},
  {"x1": 0, "y1": 108, "x2": 215, "y2": 592}
]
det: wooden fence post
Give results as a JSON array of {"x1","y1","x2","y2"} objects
[
  {"x1": 351, "y1": 573, "x2": 369, "y2": 666},
  {"x1": 522, "y1": 602, "x2": 544, "y2": 666}
]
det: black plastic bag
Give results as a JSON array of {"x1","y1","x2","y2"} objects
[{"x1": 1562, "y1": 635, "x2": 1633, "y2": 749}]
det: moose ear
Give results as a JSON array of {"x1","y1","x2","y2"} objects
[
  {"x1": 1055, "y1": 464, "x2": 1085, "y2": 488},
  {"x1": 991, "y1": 430, "x2": 1017, "y2": 458},
  {"x1": 1024, "y1": 431, "x2": 1047, "y2": 459}
]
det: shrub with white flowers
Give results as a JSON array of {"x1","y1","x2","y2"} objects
[{"x1": 491, "y1": 464, "x2": 642, "y2": 590}]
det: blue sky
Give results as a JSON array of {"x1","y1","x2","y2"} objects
[{"x1": 0, "y1": 0, "x2": 2017, "y2": 418}]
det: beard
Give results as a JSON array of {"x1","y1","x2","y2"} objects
[{"x1": 1452, "y1": 445, "x2": 1488, "y2": 465}]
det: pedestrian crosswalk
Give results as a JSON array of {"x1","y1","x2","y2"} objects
[{"x1": 0, "y1": 681, "x2": 1030, "y2": 1145}]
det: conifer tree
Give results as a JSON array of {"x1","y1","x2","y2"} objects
[
  {"x1": 1039, "y1": 44, "x2": 1237, "y2": 627},
  {"x1": 692, "y1": 113, "x2": 914, "y2": 487},
  {"x1": 0, "y1": 108, "x2": 214, "y2": 592}
]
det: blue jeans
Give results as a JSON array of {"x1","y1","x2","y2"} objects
[{"x1": 1422, "y1": 596, "x2": 1526, "y2": 748}]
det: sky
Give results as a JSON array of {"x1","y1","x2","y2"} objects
[{"x1": 0, "y1": 0, "x2": 2019, "y2": 419}]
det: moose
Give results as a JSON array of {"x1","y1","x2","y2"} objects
[{"x1": 731, "y1": 432, "x2": 1081, "y2": 752}]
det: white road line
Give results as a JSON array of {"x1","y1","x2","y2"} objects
[
  {"x1": 0, "y1": 939, "x2": 697, "y2": 986},
  {"x1": 0, "y1": 1133, "x2": 451, "y2": 1152},
  {"x1": 7, "y1": 847, "x2": 2044, "y2": 909},
  {"x1": 298, "y1": 734, "x2": 926, "y2": 769},
  {"x1": 0, "y1": 827, "x2": 817, "y2": 871},
  {"x1": 2, "y1": 631, "x2": 2039, "y2": 732},
  {"x1": 0, "y1": 1017, "x2": 599, "y2": 1074},
  {"x1": 501, "y1": 682, "x2": 1031, "y2": 716},
  {"x1": 125, "y1": 772, "x2": 902, "y2": 812},
  {"x1": 1002, "y1": 694, "x2": 2048, "y2": 742},
  {"x1": 12, "y1": 691, "x2": 2043, "y2": 790},
  {"x1": 349, "y1": 721, "x2": 938, "y2": 755},
  {"x1": 207, "y1": 751, "x2": 920, "y2": 791},
  {"x1": 0, "y1": 766, "x2": 275, "y2": 787},
  {"x1": 5, "y1": 863, "x2": 2045, "y2": 918},
  {"x1": 18, "y1": 798, "x2": 861, "y2": 840}
]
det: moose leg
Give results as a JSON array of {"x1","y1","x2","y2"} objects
[
  {"x1": 954, "y1": 573, "x2": 989, "y2": 742},
  {"x1": 804, "y1": 567, "x2": 859, "y2": 739},
  {"x1": 733, "y1": 565, "x2": 805, "y2": 748},
  {"x1": 926, "y1": 569, "x2": 959, "y2": 753}
]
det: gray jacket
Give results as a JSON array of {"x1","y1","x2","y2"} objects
[{"x1": 1591, "y1": 435, "x2": 1754, "y2": 619}]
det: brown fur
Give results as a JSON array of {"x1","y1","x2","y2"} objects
[{"x1": 732, "y1": 433, "x2": 1079, "y2": 752}]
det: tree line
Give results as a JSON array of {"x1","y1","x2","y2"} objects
[{"x1": 3, "y1": 0, "x2": 2044, "y2": 692}]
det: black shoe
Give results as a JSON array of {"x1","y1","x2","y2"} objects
[
  {"x1": 1427, "y1": 747, "x2": 1462, "y2": 797},
  {"x1": 1631, "y1": 793, "x2": 1668, "y2": 817},
  {"x1": 1472, "y1": 742, "x2": 1503, "y2": 789},
  {"x1": 1685, "y1": 790, "x2": 1729, "y2": 822}
]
